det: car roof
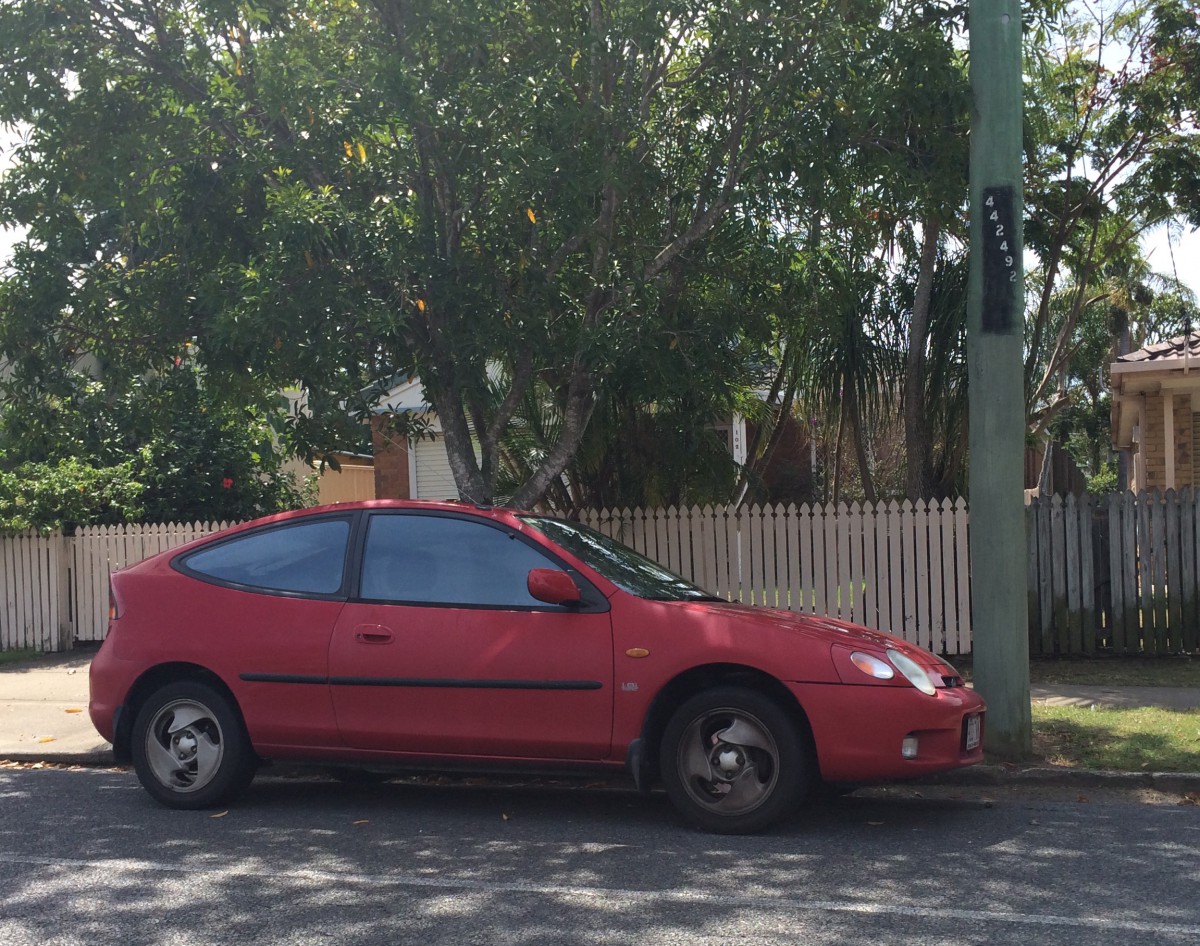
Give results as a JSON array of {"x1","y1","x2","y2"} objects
[{"x1": 229, "y1": 498, "x2": 527, "y2": 532}]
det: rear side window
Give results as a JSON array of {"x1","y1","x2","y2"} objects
[{"x1": 182, "y1": 519, "x2": 351, "y2": 595}]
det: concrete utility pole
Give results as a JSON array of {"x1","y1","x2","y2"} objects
[{"x1": 967, "y1": 0, "x2": 1032, "y2": 758}]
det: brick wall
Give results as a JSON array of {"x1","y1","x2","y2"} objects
[{"x1": 1138, "y1": 394, "x2": 1195, "y2": 490}]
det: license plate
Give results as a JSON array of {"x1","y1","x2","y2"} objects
[{"x1": 965, "y1": 714, "x2": 981, "y2": 751}]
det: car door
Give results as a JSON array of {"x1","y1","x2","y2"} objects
[{"x1": 328, "y1": 511, "x2": 614, "y2": 760}]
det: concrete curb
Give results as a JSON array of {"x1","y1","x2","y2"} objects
[
  {"x1": 3, "y1": 747, "x2": 1199, "y2": 795},
  {"x1": 0, "y1": 748, "x2": 115, "y2": 766},
  {"x1": 917, "y1": 763, "x2": 1200, "y2": 793}
]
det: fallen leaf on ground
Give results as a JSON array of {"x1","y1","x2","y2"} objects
[
  {"x1": 867, "y1": 821, "x2": 883, "y2": 826},
  {"x1": 501, "y1": 813, "x2": 510, "y2": 821},
  {"x1": 1180, "y1": 793, "x2": 1200, "y2": 806},
  {"x1": 65, "y1": 708, "x2": 83, "y2": 714},
  {"x1": 37, "y1": 737, "x2": 55, "y2": 743},
  {"x1": 1076, "y1": 794, "x2": 1089, "y2": 804},
  {"x1": 353, "y1": 820, "x2": 369, "y2": 825},
  {"x1": 210, "y1": 811, "x2": 228, "y2": 819}
]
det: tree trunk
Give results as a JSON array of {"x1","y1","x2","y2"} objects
[
  {"x1": 846, "y1": 386, "x2": 876, "y2": 503},
  {"x1": 904, "y1": 218, "x2": 939, "y2": 500},
  {"x1": 831, "y1": 402, "x2": 846, "y2": 505},
  {"x1": 1037, "y1": 438, "x2": 1054, "y2": 496}
]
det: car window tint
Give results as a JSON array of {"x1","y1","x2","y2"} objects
[
  {"x1": 185, "y1": 519, "x2": 350, "y2": 594},
  {"x1": 361, "y1": 515, "x2": 558, "y2": 607}
]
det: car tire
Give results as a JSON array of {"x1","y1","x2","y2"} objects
[
  {"x1": 660, "y1": 686, "x2": 810, "y2": 834},
  {"x1": 130, "y1": 681, "x2": 257, "y2": 809}
]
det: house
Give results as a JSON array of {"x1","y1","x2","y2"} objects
[
  {"x1": 369, "y1": 374, "x2": 469, "y2": 501},
  {"x1": 312, "y1": 452, "x2": 376, "y2": 504},
  {"x1": 1110, "y1": 333, "x2": 1200, "y2": 492}
]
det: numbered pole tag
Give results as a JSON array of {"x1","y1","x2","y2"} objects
[{"x1": 981, "y1": 185, "x2": 1019, "y2": 334}]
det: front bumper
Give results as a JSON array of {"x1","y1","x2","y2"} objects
[{"x1": 790, "y1": 681, "x2": 986, "y2": 783}]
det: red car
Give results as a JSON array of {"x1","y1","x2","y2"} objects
[{"x1": 90, "y1": 500, "x2": 985, "y2": 833}]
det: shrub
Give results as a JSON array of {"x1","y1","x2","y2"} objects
[{"x1": 0, "y1": 458, "x2": 145, "y2": 533}]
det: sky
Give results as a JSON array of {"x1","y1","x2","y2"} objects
[{"x1": 1141, "y1": 225, "x2": 1199, "y2": 299}]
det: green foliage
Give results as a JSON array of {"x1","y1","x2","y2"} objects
[
  {"x1": 1023, "y1": 0, "x2": 1200, "y2": 436},
  {"x1": 1086, "y1": 463, "x2": 1119, "y2": 494},
  {"x1": 0, "y1": 0, "x2": 906, "y2": 507},
  {"x1": 0, "y1": 364, "x2": 306, "y2": 530},
  {"x1": 0, "y1": 457, "x2": 144, "y2": 533},
  {"x1": 0, "y1": 0, "x2": 1194, "y2": 510}
]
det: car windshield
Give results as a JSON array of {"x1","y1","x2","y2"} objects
[{"x1": 520, "y1": 516, "x2": 720, "y2": 601}]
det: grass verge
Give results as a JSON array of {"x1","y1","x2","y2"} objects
[
  {"x1": 955, "y1": 655, "x2": 1200, "y2": 687},
  {"x1": 1031, "y1": 704, "x2": 1200, "y2": 772},
  {"x1": 0, "y1": 647, "x2": 38, "y2": 668}
]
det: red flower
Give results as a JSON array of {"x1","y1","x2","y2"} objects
[{"x1": 221, "y1": 477, "x2": 234, "y2": 490}]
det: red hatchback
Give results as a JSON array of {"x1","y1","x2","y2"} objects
[{"x1": 90, "y1": 500, "x2": 985, "y2": 833}]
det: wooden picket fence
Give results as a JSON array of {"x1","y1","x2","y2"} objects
[
  {"x1": 582, "y1": 500, "x2": 972, "y2": 655},
  {"x1": 70, "y1": 522, "x2": 234, "y2": 645},
  {"x1": 0, "y1": 532, "x2": 70, "y2": 653},
  {"x1": 7, "y1": 491, "x2": 1199, "y2": 657},
  {"x1": 0, "y1": 522, "x2": 229, "y2": 652},
  {"x1": 1, "y1": 502, "x2": 972, "y2": 654},
  {"x1": 1028, "y1": 489, "x2": 1200, "y2": 655}
]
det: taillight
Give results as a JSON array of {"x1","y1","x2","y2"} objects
[{"x1": 108, "y1": 585, "x2": 120, "y2": 621}]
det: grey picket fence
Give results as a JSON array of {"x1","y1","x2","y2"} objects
[{"x1": 1027, "y1": 490, "x2": 1200, "y2": 655}]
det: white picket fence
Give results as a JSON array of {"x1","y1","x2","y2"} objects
[
  {"x1": 70, "y1": 522, "x2": 235, "y2": 646},
  {"x1": 582, "y1": 500, "x2": 972, "y2": 654},
  {"x1": 1, "y1": 522, "x2": 230, "y2": 652},
  {"x1": 1, "y1": 499, "x2": 973, "y2": 654},
  {"x1": 0, "y1": 532, "x2": 70, "y2": 653}
]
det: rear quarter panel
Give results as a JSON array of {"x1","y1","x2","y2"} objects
[{"x1": 107, "y1": 562, "x2": 345, "y2": 751}]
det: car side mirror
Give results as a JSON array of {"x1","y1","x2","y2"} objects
[{"x1": 527, "y1": 568, "x2": 581, "y2": 606}]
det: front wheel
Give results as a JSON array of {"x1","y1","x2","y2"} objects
[
  {"x1": 131, "y1": 681, "x2": 257, "y2": 809},
  {"x1": 660, "y1": 686, "x2": 810, "y2": 834}
]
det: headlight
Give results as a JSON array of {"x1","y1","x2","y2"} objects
[
  {"x1": 887, "y1": 649, "x2": 937, "y2": 696},
  {"x1": 850, "y1": 651, "x2": 895, "y2": 680}
]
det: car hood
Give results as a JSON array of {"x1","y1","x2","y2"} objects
[{"x1": 671, "y1": 599, "x2": 953, "y2": 671}]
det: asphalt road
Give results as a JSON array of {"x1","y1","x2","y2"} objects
[{"x1": 2, "y1": 767, "x2": 1199, "y2": 945}]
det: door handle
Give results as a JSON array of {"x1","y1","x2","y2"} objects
[{"x1": 354, "y1": 624, "x2": 394, "y2": 644}]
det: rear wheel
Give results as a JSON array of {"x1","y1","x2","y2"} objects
[
  {"x1": 660, "y1": 686, "x2": 809, "y2": 834},
  {"x1": 131, "y1": 681, "x2": 256, "y2": 809}
]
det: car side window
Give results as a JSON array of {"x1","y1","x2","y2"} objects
[
  {"x1": 360, "y1": 514, "x2": 561, "y2": 607},
  {"x1": 182, "y1": 518, "x2": 351, "y2": 595}
]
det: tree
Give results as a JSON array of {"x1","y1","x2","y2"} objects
[
  {"x1": 0, "y1": 361, "x2": 307, "y2": 528},
  {"x1": 0, "y1": 0, "x2": 888, "y2": 508},
  {"x1": 1023, "y1": 0, "x2": 1200, "y2": 439}
]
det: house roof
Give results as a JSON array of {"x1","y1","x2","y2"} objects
[
  {"x1": 1114, "y1": 334, "x2": 1200, "y2": 365},
  {"x1": 371, "y1": 374, "x2": 432, "y2": 415},
  {"x1": 1110, "y1": 333, "x2": 1200, "y2": 449}
]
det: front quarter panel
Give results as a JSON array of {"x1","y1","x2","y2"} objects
[{"x1": 607, "y1": 597, "x2": 840, "y2": 748}]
